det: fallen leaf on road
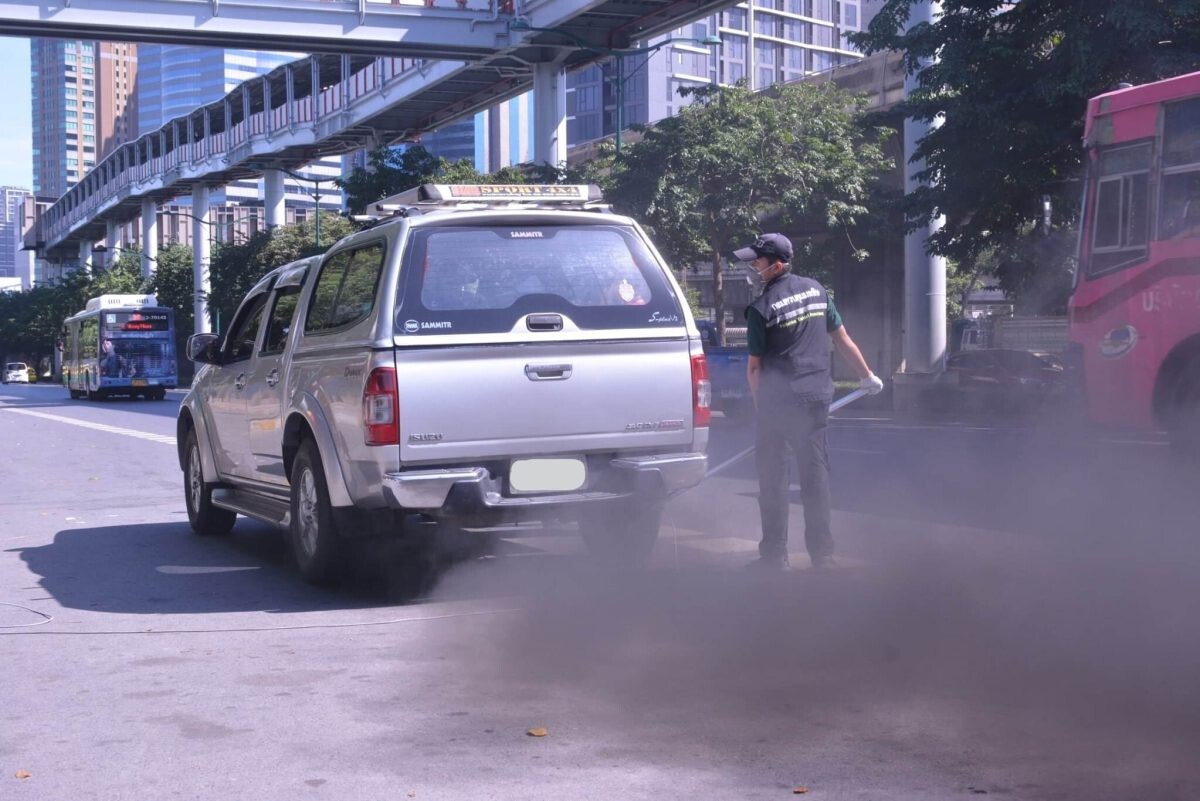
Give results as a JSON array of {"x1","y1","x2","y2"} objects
[
  {"x1": 792, "y1": 787, "x2": 809, "y2": 794},
  {"x1": 527, "y1": 727, "x2": 548, "y2": 737},
  {"x1": 15, "y1": 770, "x2": 31, "y2": 780}
]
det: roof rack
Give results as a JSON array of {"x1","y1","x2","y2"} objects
[{"x1": 354, "y1": 183, "x2": 609, "y2": 222}]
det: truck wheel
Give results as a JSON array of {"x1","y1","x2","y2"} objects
[
  {"x1": 579, "y1": 500, "x2": 663, "y2": 566},
  {"x1": 183, "y1": 429, "x2": 236, "y2": 536},
  {"x1": 289, "y1": 440, "x2": 342, "y2": 585},
  {"x1": 1167, "y1": 356, "x2": 1200, "y2": 467}
]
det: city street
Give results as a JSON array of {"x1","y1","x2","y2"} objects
[{"x1": 2, "y1": 383, "x2": 1198, "y2": 800}]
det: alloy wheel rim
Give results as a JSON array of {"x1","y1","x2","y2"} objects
[
  {"x1": 188, "y1": 446, "x2": 203, "y2": 512},
  {"x1": 297, "y1": 469, "x2": 319, "y2": 557}
]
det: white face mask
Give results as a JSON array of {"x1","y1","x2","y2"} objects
[
  {"x1": 744, "y1": 259, "x2": 772, "y2": 292},
  {"x1": 752, "y1": 260, "x2": 776, "y2": 279}
]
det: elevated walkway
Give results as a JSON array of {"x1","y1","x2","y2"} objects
[{"x1": 24, "y1": 0, "x2": 739, "y2": 258}]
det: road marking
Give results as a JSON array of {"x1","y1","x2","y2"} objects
[
  {"x1": 680, "y1": 537, "x2": 759, "y2": 554},
  {"x1": 0, "y1": 406, "x2": 176, "y2": 446}
]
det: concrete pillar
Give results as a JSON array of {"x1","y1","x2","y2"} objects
[
  {"x1": 192, "y1": 184, "x2": 212, "y2": 334},
  {"x1": 264, "y1": 169, "x2": 286, "y2": 229},
  {"x1": 531, "y1": 62, "x2": 567, "y2": 168},
  {"x1": 141, "y1": 198, "x2": 158, "y2": 280},
  {"x1": 893, "y1": 1, "x2": 946, "y2": 416},
  {"x1": 78, "y1": 239, "x2": 93, "y2": 276},
  {"x1": 105, "y1": 221, "x2": 120, "y2": 270}
]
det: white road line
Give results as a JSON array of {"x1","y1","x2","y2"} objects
[{"x1": 0, "y1": 406, "x2": 176, "y2": 446}]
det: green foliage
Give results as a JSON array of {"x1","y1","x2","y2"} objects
[
  {"x1": 207, "y1": 213, "x2": 356, "y2": 330},
  {"x1": 338, "y1": 145, "x2": 562, "y2": 213},
  {"x1": 336, "y1": 141, "x2": 604, "y2": 214},
  {"x1": 854, "y1": 0, "x2": 1200, "y2": 307},
  {"x1": 0, "y1": 254, "x2": 153, "y2": 364},
  {"x1": 144, "y1": 244, "x2": 199, "y2": 369},
  {"x1": 0, "y1": 213, "x2": 366, "y2": 370},
  {"x1": 608, "y1": 82, "x2": 892, "y2": 338}
]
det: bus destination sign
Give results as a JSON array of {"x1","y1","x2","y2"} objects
[{"x1": 106, "y1": 311, "x2": 170, "y2": 332}]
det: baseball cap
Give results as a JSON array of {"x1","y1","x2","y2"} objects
[{"x1": 732, "y1": 233, "x2": 793, "y2": 263}]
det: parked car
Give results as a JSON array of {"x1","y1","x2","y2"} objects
[
  {"x1": 177, "y1": 184, "x2": 710, "y2": 583},
  {"x1": 3, "y1": 362, "x2": 30, "y2": 384},
  {"x1": 935, "y1": 348, "x2": 1067, "y2": 413}
]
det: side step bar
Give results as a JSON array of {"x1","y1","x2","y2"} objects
[{"x1": 211, "y1": 487, "x2": 291, "y2": 530}]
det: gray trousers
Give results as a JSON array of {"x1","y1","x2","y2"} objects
[{"x1": 754, "y1": 397, "x2": 833, "y2": 561}]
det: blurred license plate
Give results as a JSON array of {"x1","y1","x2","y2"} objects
[
  {"x1": 510, "y1": 458, "x2": 586, "y2": 494},
  {"x1": 131, "y1": 379, "x2": 147, "y2": 387}
]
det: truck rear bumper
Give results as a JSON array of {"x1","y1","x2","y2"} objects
[{"x1": 382, "y1": 452, "x2": 707, "y2": 517}]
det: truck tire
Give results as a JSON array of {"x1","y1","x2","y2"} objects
[
  {"x1": 289, "y1": 440, "x2": 342, "y2": 585},
  {"x1": 183, "y1": 429, "x2": 236, "y2": 536},
  {"x1": 579, "y1": 499, "x2": 663, "y2": 566}
]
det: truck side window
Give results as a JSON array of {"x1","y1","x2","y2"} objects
[
  {"x1": 305, "y1": 243, "x2": 386, "y2": 333},
  {"x1": 223, "y1": 294, "x2": 268, "y2": 362},
  {"x1": 262, "y1": 290, "x2": 301, "y2": 355}
]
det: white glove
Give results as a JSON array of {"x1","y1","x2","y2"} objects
[{"x1": 860, "y1": 373, "x2": 884, "y2": 395}]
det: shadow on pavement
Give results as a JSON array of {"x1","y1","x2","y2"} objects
[{"x1": 14, "y1": 518, "x2": 592, "y2": 615}]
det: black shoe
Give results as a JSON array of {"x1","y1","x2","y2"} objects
[
  {"x1": 746, "y1": 556, "x2": 791, "y2": 571},
  {"x1": 810, "y1": 555, "x2": 836, "y2": 570}
]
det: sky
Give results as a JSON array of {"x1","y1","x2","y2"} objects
[{"x1": 0, "y1": 37, "x2": 33, "y2": 190}]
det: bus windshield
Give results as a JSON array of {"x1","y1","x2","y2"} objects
[{"x1": 99, "y1": 310, "x2": 176, "y2": 379}]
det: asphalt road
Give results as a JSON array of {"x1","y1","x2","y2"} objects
[{"x1": 2, "y1": 383, "x2": 1198, "y2": 800}]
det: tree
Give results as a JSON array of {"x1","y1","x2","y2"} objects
[
  {"x1": 854, "y1": 0, "x2": 1200, "y2": 306},
  {"x1": 336, "y1": 142, "x2": 585, "y2": 214},
  {"x1": 609, "y1": 82, "x2": 892, "y2": 342},
  {"x1": 207, "y1": 214, "x2": 357, "y2": 329},
  {"x1": 338, "y1": 145, "x2": 539, "y2": 213}
]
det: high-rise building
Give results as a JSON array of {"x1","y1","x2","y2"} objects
[
  {"x1": 0, "y1": 187, "x2": 32, "y2": 280},
  {"x1": 97, "y1": 42, "x2": 138, "y2": 159},
  {"x1": 411, "y1": 2, "x2": 879, "y2": 172},
  {"x1": 567, "y1": 0, "x2": 880, "y2": 146},
  {"x1": 31, "y1": 40, "x2": 139, "y2": 198}
]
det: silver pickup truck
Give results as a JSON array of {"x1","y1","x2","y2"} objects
[{"x1": 177, "y1": 184, "x2": 710, "y2": 583}]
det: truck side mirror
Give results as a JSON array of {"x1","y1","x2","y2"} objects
[{"x1": 186, "y1": 333, "x2": 222, "y2": 365}]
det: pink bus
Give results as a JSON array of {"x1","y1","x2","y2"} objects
[{"x1": 1069, "y1": 72, "x2": 1200, "y2": 455}]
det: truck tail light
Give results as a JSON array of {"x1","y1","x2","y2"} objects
[
  {"x1": 363, "y1": 367, "x2": 399, "y2": 446},
  {"x1": 691, "y1": 353, "x2": 711, "y2": 427}
]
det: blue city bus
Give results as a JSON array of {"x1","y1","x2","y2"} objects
[{"x1": 62, "y1": 294, "x2": 178, "y2": 400}]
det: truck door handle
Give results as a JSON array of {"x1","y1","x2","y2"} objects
[
  {"x1": 234, "y1": 373, "x2": 247, "y2": 390},
  {"x1": 265, "y1": 369, "x2": 280, "y2": 387},
  {"x1": 525, "y1": 363, "x2": 572, "y2": 381}
]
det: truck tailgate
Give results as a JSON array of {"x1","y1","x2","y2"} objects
[{"x1": 396, "y1": 338, "x2": 695, "y2": 463}]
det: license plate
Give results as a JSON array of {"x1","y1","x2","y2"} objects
[
  {"x1": 510, "y1": 458, "x2": 586, "y2": 494},
  {"x1": 131, "y1": 379, "x2": 147, "y2": 387}
]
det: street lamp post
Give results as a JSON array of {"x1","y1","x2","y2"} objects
[
  {"x1": 283, "y1": 169, "x2": 340, "y2": 248},
  {"x1": 608, "y1": 35, "x2": 722, "y2": 156}
]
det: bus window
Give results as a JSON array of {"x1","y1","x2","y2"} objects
[
  {"x1": 1163, "y1": 97, "x2": 1200, "y2": 168},
  {"x1": 80, "y1": 319, "x2": 98, "y2": 360},
  {"x1": 1089, "y1": 143, "x2": 1151, "y2": 275},
  {"x1": 1160, "y1": 98, "x2": 1200, "y2": 240}
]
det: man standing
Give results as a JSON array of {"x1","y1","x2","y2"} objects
[{"x1": 735, "y1": 234, "x2": 884, "y2": 570}]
